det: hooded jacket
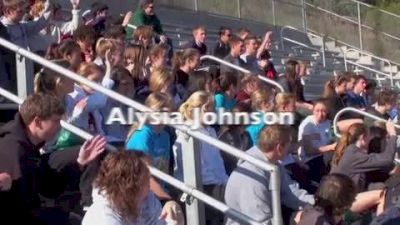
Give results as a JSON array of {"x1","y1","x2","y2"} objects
[
  {"x1": 0, "y1": 113, "x2": 45, "y2": 223},
  {"x1": 224, "y1": 146, "x2": 314, "y2": 225}
]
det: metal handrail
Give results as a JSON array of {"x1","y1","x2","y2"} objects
[
  {"x1": 280, "y1": 25, "x2": 326, "y2": 67},
  {"x1": 0, "y1": 37, "x2": 282, "y2": 225},
  {"x1": 344, "y1": 48, "x2": 394, "y2": 86},
  {"x1": 307, "y1": 28, "x2": 400, "y2": 68},
  {"x1": 332, "y1": 107, "x2": 400, "y2": 138},
  {"x1": 200, "y1": 55, "x2": 285, "y2": 93},
  {"x1": 0, "y1": 87, "x2": 264, "y2": 225}
]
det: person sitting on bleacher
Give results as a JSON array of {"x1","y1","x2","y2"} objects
[
  {"x1": 184, "y1": 25, "x2": 207, "y2": 56},
  {"x1": 225, "y1": 125, "x2": 314, "y2": 225},
  {"x1": 82, "y1": 151, "x2": 185, "y2": 225},
  {"x1": 126, "y1": 92, "x2": 174, "y2": 201},
  {"x1": 173, "y1": 48, "x2": 201, "y2": 99},
  {"x1": 1, "y1": 0, "x2": 52, "y2": 50},
  {"x1": 323, "y1": 74, "x2": 349, "y2": 120},
  {"x1": 27, "y1": 0, "x2": 81, "y2": 55},
  {"x1": 90, "y1": 1, "x2": 109, "y2": 36},
  {"x1": 331, "y1": 122, "x2": 397, "y2": 192},
  {"x1": 213, "y1": 26, "x2": 231, "y2": 59},
  {"x1": 125, "y1": 0, "x2": 166, "y2": 44},
  {"x1": 278, "y1": 60, "x2": 313, "y2": 112},
  {"x1": 235, "y1": 74, "x2": 260, "y2": 107},
  {"x1": 74, "y1": 25, "x2": 97, "y2": 63},
  {"x1": 346, "y1": 74, "x2": 368, "y2": 109},
  {"x1": 298, "y1": 99, "x2": 337, "y2": 184},
  {"x1": 364, "y1": 89, "x2": 396, "y2": 129},
  {"x1": 0, "y1": 93, "x2": 106, "y2": 225},
  {"x1": 214, "y1": 72, "x2": 238, "y2": 112},
  {"x1": 240, "y1": 35, "x2": 260, "y2": 74},
  {"x1": 220, "y1": 35, "x2": 245, "y2": 76}
]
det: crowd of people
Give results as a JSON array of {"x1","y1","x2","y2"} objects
[{"x1": 1, "y1": 0, "x2": 400, "y2": 225}]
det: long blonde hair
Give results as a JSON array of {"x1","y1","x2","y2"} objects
[
  {"x1": 149, "y1": 68, "x2": 174, "y2": 93},
  {"x1": 251, "y1": 89, "x2": 274, "y2": 111},
  {"x1": 179, "y1": 91, "x2": 212, "y2": 121},
  {"x1": 126, "y1": 92, "x2": 174, "y2": 140}
]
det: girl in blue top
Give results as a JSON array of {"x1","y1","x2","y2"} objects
[
  {"x1": 126, "y1": 92, "x2": 174, "y2": 201},
  {"x1": 246, "y1": 88, "x2": 275, "y2": 146},
  {"x1": 214, "y1": 72, "x2": 238, "y2": 112}
]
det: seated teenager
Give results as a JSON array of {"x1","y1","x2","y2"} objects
[
  {"x1": 82, "y1": 151, "x2": 184, "y2": 225},
  {"x1": 174, "y1": 91, "x2": 228, "y2": 225},
  {"x1": 214, "y1": 72, "x2": 238, "y2": 112},
  {"x1": 298, "y1": 99, "x2": 336, "y2": 171},
  {"x1": 296, "y1": 173, "x2": 357, "y2": 225},
  {"x1": 126, "y1": 92, "x2": 174, "y2": 201},
  {"x1": 346, "y1": 75, "x2": 367, "y2": 109},
  {"x1": 331, "y1": 122, "x2": 397, "y2": 192},
  {"x1": 278, "y1": 60, "x2": 313, "y2": 112},
  {"x1": 225, "y1": 125, "x2": 314, "y2": 225},
  {"x1": 364, "y1": 89, "x2": 396, "y2": 128},
  {"x1": 235, "y1": 74, "x2": 260, "y2": 107},
  {"x1": 0, "y1": 93, "x2": 106, "y2": 224},
  {"x1": 322, "y1": 74, "x2": 348, "y2": 120}
]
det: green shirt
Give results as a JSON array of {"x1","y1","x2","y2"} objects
[{"x1": 125, "y1": 9, "x2": 164, "y2": 39}]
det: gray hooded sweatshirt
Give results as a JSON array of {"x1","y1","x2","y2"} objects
[{"x1": 224, "y1": 146, "x2": 314, "y2": 225}]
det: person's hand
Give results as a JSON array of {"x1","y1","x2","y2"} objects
[
  {"x1": 160, "y1": 35, "x2": 167, "y2": 44},
  {"x1": 105, "y1": 49, "x2": 113, "y2": 68},
  {"x1": 386, "y1": 121, "x2": 396, "y2": 136},
  {"x1": 70, "y1": 0, "x2": 80, "y2": 9},
  {"x1": 159, "y1": 201, "x2": 185, "y2": 225},
  {"x1": 77, "y1": 135, "x2": 106, "y2": 166},
  {"x1": 122, "y1": 11, "x2": 133, "y2": 27},
  {"x1": 294, "y1": 210, "x2": 303, "y2": 224},
  {"x1": 0, "y1": 173, "x2": 12, "y2": 191}
]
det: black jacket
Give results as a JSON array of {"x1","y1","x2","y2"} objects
[{"x1": 0, "y1": 113, "x2": 45, "y2": 223}]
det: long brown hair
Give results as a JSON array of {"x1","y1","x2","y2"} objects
[
  {"x1": 332, "y1": 123, "x2": 367, "y2": 166},
  {"x1": 322, "y1": 75, "x2": 348, "y2": 98},
  {"x1": 94, "y1": 151, "x2": 150, "y2": 222},
  {"x1": 285, "y1": 60, "x2": 300, "y2": 98},
  {"x1": 313, "y1": 174, "x2": 356, "y2": 222}
]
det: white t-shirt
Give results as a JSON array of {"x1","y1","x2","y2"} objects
[{"x1": 298, "y1": 115, "x2": 332, "y2": 161}]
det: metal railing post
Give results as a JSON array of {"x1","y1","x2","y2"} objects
[
  {"x1": 16, "y1": 54, "x2": 34, "y2": 99},
  {"x1": 321, "y1": 35, "x2": 326, "y2": 67},
  {"x1": 194, "y1": 0, "x2": 198, "y2": 11},
  {"x1": 357, "y1": 2, "x2": 363, "y2": 52},
  {"x1": 301, "y1": 0, "x2": 307, "y2": 32},
  {"x1": 237, "y1": 0, "x2": 241, "y2": 19},
  {"x1": 181, "y1": 135, "x2": 205, "y2": 225},
  {"x1": 272, "y1": 0, "x2": 276, "y2": 26}
]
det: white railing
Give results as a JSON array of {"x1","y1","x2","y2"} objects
[
  {"x1": 0, "y1": 87, "x2": 265, "y2": 225},
  {"x1": 200, "y1": 55, "x2": 285, "y2": 92},
  {"x1": 0, "y1": 37, "x2": 283, "y2": 225},
  {"x1": 344, "y1": 48, "x2": 394, "y2": 87},
  {"x1": 280, "y1": 25, "x2": 326, "y2": 67},
  {"x1": 332, "y1": 107, "x2": 400, "y2": 138}
]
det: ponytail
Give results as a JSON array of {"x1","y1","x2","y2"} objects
[
  {"x1": 332, "y1": 123, "x2": 366, "y2": 166},
  {"x1": 322, "y1": 80, "x2": 335, "y2": 98}
]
